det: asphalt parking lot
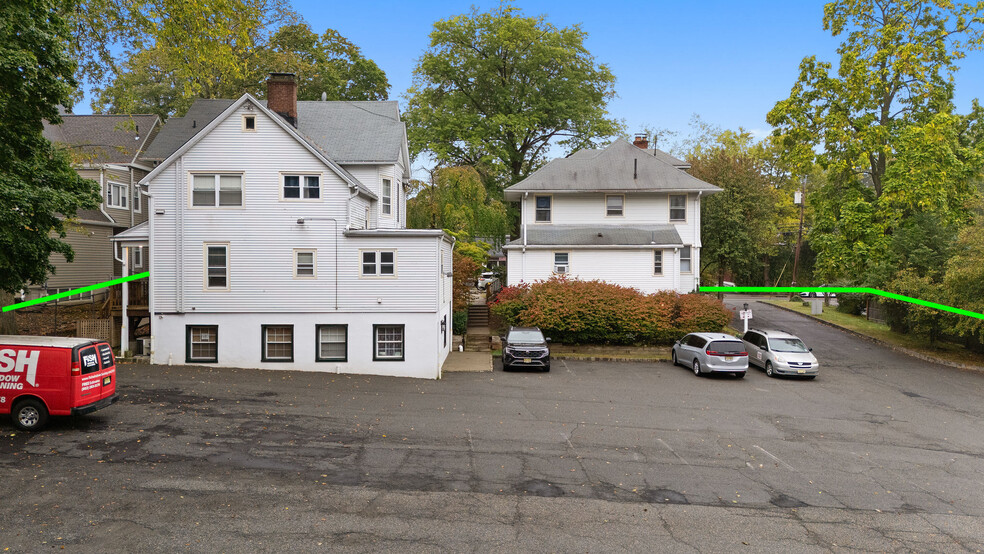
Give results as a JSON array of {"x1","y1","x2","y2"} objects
[{"x1": 2, "y1": 300, "x2": 984, "y2": 551}]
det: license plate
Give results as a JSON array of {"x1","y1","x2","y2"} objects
[
  {"x1": 523, "y1": 358, "x2": 531, "y2": 363},
  {"x1": 725, "y1": 356, "x2": 734, "y2": 362},
  {"x1": 797, "y1": 369, "x2": 805, "y2": 374},
  {"x1": 103, "y1": 376, "x2": 112, "y2": 385}
]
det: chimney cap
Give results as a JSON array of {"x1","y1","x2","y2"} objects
[{"x1": 268, "y1": 72, "x2": 297, "y2": 81}]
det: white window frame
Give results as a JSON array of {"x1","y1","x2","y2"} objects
[
  {"x1": 360, "y1": 249, "x2": 397, "y2": 278},
  {"x1": 190, "y1": 173, "x2": 243, "y2": 208},
  {"x1": 382, "y1": 178, "x2": 392, "y2": 216},
  {"x1": 373, "y1": 324, "x2": 405, "y2": 361},
  {"x1": 669, "y1": 194, "x2": 687, "y2": 222},
  {"x1": 364, "y1": 206, "x2": 370, "y2": 229},
  {"x1": 680, "y1": 246, "x2": 692, "y2": 274},
  {"x1": 534, "y1": 195, "x2": 552, "y2": 223},
  {"x1": 133, "y1": 247, "x2": 143, "y2": 269},
  {"x1": 553, "y1": 251, "x2": 570, "y2": 275},
  {"x1": 242, "y1": 113, "x2": 256, "y2": 132},
  {"x1": 203, "y1": 243, "x2": 230, "y2": 291},
  {"x1": 106, "y1": 181, "x2": 128, "y2": 209},
  {"x1": 654, "y1": 250, "x2": 663, "y2": 276},
  {"x1": 316, "y1": 324, "x2": 347, "y2": 362},
  {"x1": 293, "y1": 249, "x2": 317, "y2": 279},
  {"x1": 134, "y1": 186, "x2": 142, "y2": 213},
  {"x1": 261, "y1": 325, "x2": 294, "y2": 362},
  {"x1": 186, "y1": 325, "x2": 218, "y2": 363},
  {"x1": 605, "y1": 194, "x2": 624, "y2": 217},
  {"x1": 280, "y1": 173, "x2": 321, "y2": 201}
]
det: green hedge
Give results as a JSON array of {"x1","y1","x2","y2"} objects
[
  {"x1": 488, "y1": 278, "x2": 731, "y2": 345},
  {"x1": 452, "y1": 311, "x2": 468, "y2": 335}
]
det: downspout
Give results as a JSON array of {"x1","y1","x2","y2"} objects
[
  {"x1": 146, "y1": 190, "x2": 155, "y2": 361},
  {"x1": 129, "y1": 167, "x2": 134, "y2": 227},
  {"x1": 176, "y1": 156, "x2": 184, "y2": 313},
  {"x1": 98, "y1": 168, "x2": 114, "y2": 228},
  {"x1": 112, "y1": 243, "x2": 129, "y2": 358},
  {"x1": 522, "y1": 192, "x2": 528, "y2": 283},
  {"x1": 695, "y1": 191, "x2": 702, "y2": 291}
]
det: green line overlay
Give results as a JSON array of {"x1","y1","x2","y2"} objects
[
  {"x1": 702, "y1": 286, "x2": 984, "y2": 321},
  {"x1": 2, "y1": 272, "x2": 150, "y2": 313}
]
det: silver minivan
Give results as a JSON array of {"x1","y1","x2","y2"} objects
[
  {"x1": 741, "y1": 328, "x2": 819, "y2": 379},
  {"x1": 671, "y1": 333, "x2": 748, "y2": 378}
]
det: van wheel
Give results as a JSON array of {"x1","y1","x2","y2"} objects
[
  {"x1": 693, "y1": 359, "x2": 702, "y2": 376},
  {"x1": 765, "y1": 362, "x2": 775, "y2": 378},
  {"x1": 671, "y1": 351, "x2": 678, "y2": 367},
  {"x1": 12, "y1": 399, "x2": 48, "y2": 432}
]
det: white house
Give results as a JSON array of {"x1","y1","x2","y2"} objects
[
  {"x1": 113, "y1": 74, "x2": 454, "y2": 379},
  {"x1": 503, "y1": 137, "x2": 721, "y2": 294}
]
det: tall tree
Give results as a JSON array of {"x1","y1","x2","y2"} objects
[
  {"x1": 0, "y1": 0, "x2": 102, "y2": 330},
  {"x1": 407, "y1": 166, "x2": 509, "y2": 242},
  {"x1": 767, "y1": 0, "x2": 984, "y2": 284},
  {"x1": 403, "y1": 2, "x2": 624, "y2": 193},
  {"x1": 688, "y1": 130, "x2": 782, "y2": 287}
]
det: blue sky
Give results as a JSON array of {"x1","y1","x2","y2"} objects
[{"x1": 78, "y1": 1, "x2": 984, "y2": 155}]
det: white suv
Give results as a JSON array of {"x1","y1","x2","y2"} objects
[
  {"x1": 477, "y1": 272, "x2": 497, "y2": 290},
  {"x1": 741, "y1": 329, "x2": 819, "y2": 379}
]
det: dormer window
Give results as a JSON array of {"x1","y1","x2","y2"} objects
[{"x1": 242, "y1": 114, "x2": 256, "y2": 131}]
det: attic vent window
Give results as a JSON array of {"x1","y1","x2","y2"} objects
[{"x1": 242, "y1": 114, "x2": 256, "y2": 131}]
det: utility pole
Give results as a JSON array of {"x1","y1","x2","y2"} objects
[{"x1": 790, "y1": 177, "x2": 805, "y2": 298}]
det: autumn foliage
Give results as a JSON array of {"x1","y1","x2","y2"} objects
[{"x1": 488, "y1": 277, "x2": 730, "y2": 345}]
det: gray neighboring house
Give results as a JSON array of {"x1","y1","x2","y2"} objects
[
  {"x1": 503, "y1": 137, "x2": 722, "y2": 294},
  {"x1": 35, "y1": 114, "x2": 161, "y2": 300}
]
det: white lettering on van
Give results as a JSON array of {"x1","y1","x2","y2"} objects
[{"x1": 0, "y1": 349, "x2": 39, "y2": 387}]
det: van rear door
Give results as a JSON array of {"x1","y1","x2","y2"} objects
[
  {"x1": 75, "y1": 345, "x2": 103, "y2": 402},
  {"x1": 95, "y1": 343, "x2": 116, "y2": 400}
]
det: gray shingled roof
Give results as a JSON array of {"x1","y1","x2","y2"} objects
[
  {"x1": 647, "y1": 148, "x2": 690, "y2": 169},
  {"x1": 503, "y1": 139, "x2": 720, "y2": 199},
  {"x1": 43, "y1": 114, "x2": 160, "y2": 164},
  {"x1": 141, "y1": 99, "x2": 405, "y2": 165},
  {"x1": 504, "y1": 225, "x2": 683, "y2": 247}
]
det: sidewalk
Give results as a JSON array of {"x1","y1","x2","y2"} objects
[{"x1": 442, "y1": 350, "x2": 493, "y2": 373}]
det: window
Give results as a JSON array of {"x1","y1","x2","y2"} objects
[
  {"x1": 204, "y1": 244, "x2": 228, "y2": 289},
  {"x1": 373, "y1": 324, "x2": 405, "y2": 361},
  {"x1": 670, "y1": 194, "x2": 687, "y2": 221},
  {"x1": 242, "y1": 114, "x2": 256, "y2": 131},
  {"x1": 535, "y1": 195, "x2": 551, "y2": 222},
  {"x1": 364, "y1": 207, "x2": 370, "y2": 229},
  {"x1": 133, "y1": 247, "x2": 143, "y2": 269},
  {"x1": 680, "y1": 246, "x2": 692, "y2": 273},
  {"x1": 653, "y1": 250, "x2": 662, "y2": 275},
  {"x1": 294, "y1": 249, "x2": 316, "y2": 278},
  {"x1": 361, "y1": 250, "x2": 395, "y2": 276},
  {"x1": 606, "y1": 194, "x2": 624, "y2": 216},
  {"x1": 134, "y1": 187, "x2": 141, "y2": 212},
  {"x1": 283, "y1": 175, "x2": 320, "y2": 199},
  {"x1": 262, "y1": 325, "x2": 294, "y2": 362},
  {"x1": 107, "y1": 182, "x2": 128, "y2": 208},
  {"x1": 316, "y1": 325, "x2": 347, "y2": 362},
  {"x1": 382, "y1": 179, "x2": 392, "y2": 215},
  {"x1": 193, "y1": 174, "x2": 242, "y2": 207},
  {"x1": 186, "y1": 325, "x2": 218, "y2": 363},
  {"x1": 553, "y1": 252, "x2": 569, "y2": 274}
]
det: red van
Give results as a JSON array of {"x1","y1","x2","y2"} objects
[{"x1": 0, "y1": 336, "x2": 119, "y2": 431}]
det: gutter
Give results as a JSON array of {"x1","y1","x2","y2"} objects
[{"x1": 502, "y1": 244, "x2": 683, "y2": 250}]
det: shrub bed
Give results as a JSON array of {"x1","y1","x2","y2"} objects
[{"x1": 488, "y1": 277, "x2": 730, "y2": 345}]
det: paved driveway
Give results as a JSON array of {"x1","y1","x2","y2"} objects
[{"x1": 2, "y1": 301, "x2": 984, "y2": 551}]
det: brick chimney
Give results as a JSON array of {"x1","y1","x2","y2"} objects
[
  {"x1": 267, "y1": 73, "x2": 298, "y2": 127},
  {"x1": 633, "y1": 133, "x2": 649, "y2": 150}
]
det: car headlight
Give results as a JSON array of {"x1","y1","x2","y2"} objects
[{"x1": 774, "y1": 354, "x2": 785, "y2": 363}]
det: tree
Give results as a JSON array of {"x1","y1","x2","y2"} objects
[
  {"x1": 403, "y1": 2, "x2": 624, "y2": 193},
  {"x1": 263, "y1": 24, "x2": 389, "y2": 101},
  {"x1": 767, "y1": 0, "x2": 984, "y2": 284},
  {"x1": 0, "y1": 0, "x2": 103, "y2": 330},
  {"x1": 688, "y1": 130, "x2": 782, "y2": 288},
  {"x1": 407, "y1": 166, "x2": 509, "y2": 242}
]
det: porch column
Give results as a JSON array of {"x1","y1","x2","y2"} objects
[{"x1": 121, "y1": 246, "x2": 129, "y2": 357}]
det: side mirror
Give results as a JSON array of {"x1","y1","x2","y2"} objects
[{"x1": 809, "y1": 347, "x2": 813, "y2": 352}]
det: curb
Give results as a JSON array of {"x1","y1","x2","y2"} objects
[{"x1": 761, "y1": 301, "x2": 984, "y2": 373}]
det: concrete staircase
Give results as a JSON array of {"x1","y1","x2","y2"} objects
[{"x1": 465, "y1": 303, "x2": 491, "y2": 352}]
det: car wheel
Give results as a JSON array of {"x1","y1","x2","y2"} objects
[
  {"x1": 12, "y1": 398, "x2": 48, "y2": 432},
  {"x1": 502, "y1": 362, "x2": 511, "y2": 372},
  {"x1": 765, "y1": 361, "x2": 775, "y2": 377},
  {"x1": 693, "y1": 359, "x2": 701, "y2": 376},
  {"x1": 735, "y1": 372, "x2": 745, "y2": 379},
  {"x1": 543, "y1": 364, "x2": 550, "y2": 372},
  {"x1": 804, "y1": 375, "x2": 816, "y2": 380},
  {"x1": 671, "y1": 350, "x2": 678, "y2": 367}
]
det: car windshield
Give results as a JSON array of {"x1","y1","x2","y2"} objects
[
  {"x1": 707, "y1": 340, "x2": 744, "y2": 354},
  {"x1": 770, "y1": 338, "x2": 809, "y2": 353},
  {"x1": 508, "y1": 330, "x2": 544, "y2": 343}
]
